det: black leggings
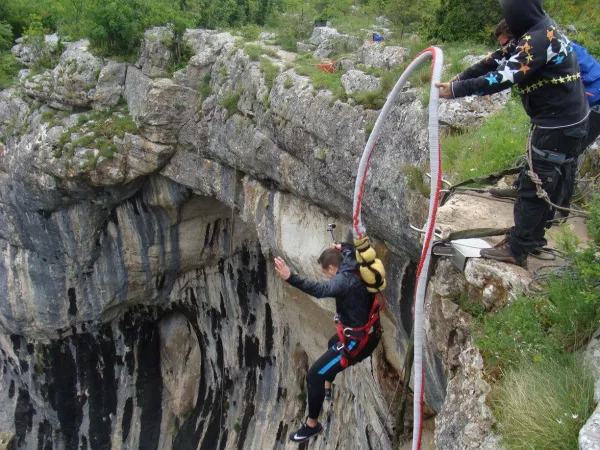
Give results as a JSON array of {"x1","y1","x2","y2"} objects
[{"x1": 306, "y1": 333, "x2": 380, "y2": 419}]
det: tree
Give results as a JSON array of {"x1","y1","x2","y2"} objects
[
  {"x1": 0, "y1": 21, "x2": 13, "y2": 51},
  {"x1": 386, "y1": 0, "x2": 426, "y2": 39},
  {"x1": 433, "y1": 0, "x2": 502, "y2": 43}
]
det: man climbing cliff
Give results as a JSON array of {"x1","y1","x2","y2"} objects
[
  {"x1": 436, "y1": 0, "x2": 589, "y2": 266},
  {"x1": 273, "y1": 244, "x2": 381, "y2": 443}
]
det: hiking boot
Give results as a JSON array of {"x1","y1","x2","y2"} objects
[
  {"x1": 480, "y1": 240, "x2": 526, "y2": 267},
  {"x1": 489, "y1": 186, "x2": 518, "y2": 198},
  {"x1": 289, "y1": 420, "x2": 323, "y2": 443}
]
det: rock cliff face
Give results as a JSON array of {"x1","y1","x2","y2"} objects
[{"x1": 0, "y1": 27, "x2": 530, "y2": 450}]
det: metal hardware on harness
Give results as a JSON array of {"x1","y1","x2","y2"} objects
[
  {"x1": 343, "y1": 327, "x2": 353, "y2": 338},
  {"x1": 531, "y1": 145, "x2": 574, "y2": 164}
]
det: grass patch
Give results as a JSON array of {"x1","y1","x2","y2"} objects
[
  {"x1": 294, "y1": 56, "x2": 346, "y2": 101},
  {"x1": 41, "y1": 110, "x2": 57, "y2": 123},
  {"x1": 197, "y1": 73, "x2": 212, "y2": 99},
  {"x1": 441, "y1": 98, "x2": 529, "y2": 183},
  {"x1": 350, "y1": 90, "x2": 386, "y2": 110},
  {"x1": 329, "y1": 13, "x2": 377, "y2": 37},
  {"x1": 491, "y1": 356, "x2": 595, "y2": 450},
  {"x1": 401, "y1": 165, "x2": 431, "y2": 197},
  {"x1": 364, "y1": 122, "x2": 375, "y2": 140},
  {"x1": 259, "y1": 57, "x2": 280, "y2": 91},
  {"x1": 53, "y1": 105, "x2": 138, "y2": 165},
  {"x1": 220, "y1": 91, "x2": 241, "y2": 118},
  {"x1": 244, "y1": 44, "x2": 280, "y2": 62}
]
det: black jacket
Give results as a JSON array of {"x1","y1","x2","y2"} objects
[
  {"x1": 286, "y1": 244, "x2": 375, "y2": 328},
  {"x1": 452, "y1": 0, "x2": 588, "y2": 129}
]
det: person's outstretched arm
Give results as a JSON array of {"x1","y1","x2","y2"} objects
[
  {"x1": 454, "y1": 47, "x2": 508, "y2": 81},
  {"x1": 438, "y1": 34, "x2": 547, "y2": 99},
  {"x1": 274, "y1": 257, "x2": 346, "y2": 298},
  {"x1": 273, "y1": 244, "x2": 354, "y2": 298}
]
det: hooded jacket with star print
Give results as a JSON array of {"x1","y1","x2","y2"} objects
[{"x1": 452, "y1": 0, "x2": 588, "y2": 129}]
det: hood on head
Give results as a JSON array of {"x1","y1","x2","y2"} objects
[{"x1": 500, "y1": 0, "x2": 546, "y2": 38}]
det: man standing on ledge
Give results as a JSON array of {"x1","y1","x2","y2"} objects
[
  {"x1": 273, "y1": 243, "x2": 381, "y2": 443},
  {"x1": 437, "y1": 0, "x2": 589, "y2": 266}
]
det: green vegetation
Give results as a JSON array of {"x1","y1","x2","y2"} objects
[
  {"x1": 468, "y1": 198, "x2": 600, "y2": 447},
  {"x1": 441, "y1": 98, "x2": 529, "y2": 183},
  {"x1": 545, "y1": 0, "x2": 600, "y2": 58},
  {"x1": 197, "y1": 73, "x2": 212, "y2": 98},
  {"x1": 259, "y1": 56, "x2": 279, "y2": 90},
  {"x1": 53, "y1": 106, "x2": 137, "y2": 168},
  {"x1": 491, "y1": 356, "x2": 595, "y2": 450},
  {"x1": 364, "y1": 121, "x2": 374, "y2": 140},
  {"x1": 244, "y1": 43, "x2": 279, "y2": 61},
  {"x1": 401, "y1": 165, "x2": 430, "y2": 197},
  {"x1": 220, "y1": 90, "x2": 241, "y2": 118}
]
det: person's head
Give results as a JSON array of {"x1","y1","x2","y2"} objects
[
  {"x1": 494, "y1": 19, "x2": 514, "y2": 47},
  {"x1": 317, "y1": 248, "x2": 343, "y2": 279},
  {"x1": 500, "y1": 0, "x2": 545, "y2": 39}
]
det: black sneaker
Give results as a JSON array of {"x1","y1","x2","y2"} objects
[
  {"x1": 324, "y1": 386, "x2": 332, "y2": 401},
  {"x1": 288, "y1": 420, "x2": 323, "y2": 443}
]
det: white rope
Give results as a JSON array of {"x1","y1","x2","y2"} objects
[{"x1": 351, "y1": 47, "x2": 444, "y2": 450}]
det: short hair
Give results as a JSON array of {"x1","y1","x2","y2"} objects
[
  {"x1": 494, "y1": 19, "x2": 513, "y2": 39},
  {"x1": 317, "y1": 248, "x2": 343, "y2": 269}
]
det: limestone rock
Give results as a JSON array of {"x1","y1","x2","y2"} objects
[
  {"x1": 464, "y1": 259, "x2": 531, "y2": 308},
  {"x1": 258, "y1": 32, "x2": 277, "y2": 41},
  {"x1": 20, "y1": 39, "x2": 102, "y2": 110},
  {"x1": 312, "y1": 31, "x2": 361, "y2": 60},
  {"x1": 159, "y1": 313, "x2": 202, "y2": 417},
  {"x1": 438, "y1": 89, "x2": 511, "y2": 130},
  {"x1": 124, "y1": 66, "x2": 154, "y2": 119},
  {"x1": 137, "y1": 27, "x2": 174, "y2": 77},
  {"x1": 376, "y1": 15, "x2": 392, "y2": 27},
  {"x1": 92, "y1": 61, "x2": 127, "y2": 109},
  {"x1": 296, "y1": 42, "x2": 316, "y2": 52},
  {"x1": 580, "y1": 327, "x2": 600, "y2": 450},
  {"x1": 358, "y1": 41, "x2": 409, "y2": 69},
  {"x1": 135, "y1": 78, "x2": 199, "y2": 144},
  {"x1": 11, "y1": 33, "x2": 62, "y2": 65},
  {"x1": 309, "y1": 26, "x2": 341, "y2": 46},
  {"x1": 0, "y1": 26, "x2": 531, "y2": 450},
  {"x1": 118, "y1": 133, "x2": 176, "y2": 181},
  {"x1": 0, "y1": 433, "x2": 15, "y2": 450},
  {"x1": 341, "y1": 69, "x2": 382, "y2": 94}
]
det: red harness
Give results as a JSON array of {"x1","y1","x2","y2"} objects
[{"x1": 335, "y1": 293, "x2": 383, "y2": 368}]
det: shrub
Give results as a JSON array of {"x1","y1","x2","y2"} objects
[{"x1": 0, "y1": 20, "x2": 13, "y2": 52}]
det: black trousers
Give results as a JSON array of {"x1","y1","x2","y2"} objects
[
  {"x1": 306, "y1": 332, "x2": 380, "y2": 419},
  {"x1": 508, "y1": 121, "x2": 588, "y2": 261}
]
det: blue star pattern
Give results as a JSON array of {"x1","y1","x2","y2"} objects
[
  {"x1": 485, "y1": 74, "x2": 499, "y2": 85},
  {"x1": 553, "y1": 55, "x2": 565, "y2": 65}
]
